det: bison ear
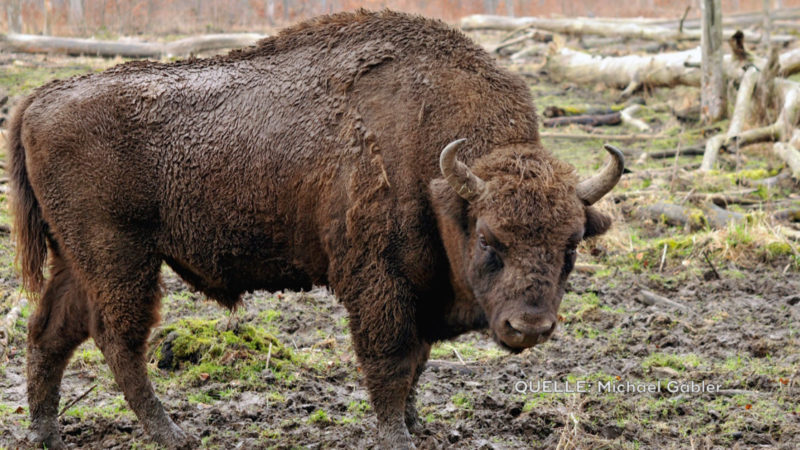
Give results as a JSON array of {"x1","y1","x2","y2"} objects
[
  {"x1": 584, "y1": 206, "x2": 612, "y2": 239},
  {"x1": 430, "y1": 178, "x2": 469, "y2": 230}
]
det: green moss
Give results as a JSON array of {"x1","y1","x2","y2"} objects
[
  {"x1": 764, "y1": 242, "x2": 794, "y2": 259},
  {"x1": 150, "y1": 317, "x2": 295, "y2": 389}
]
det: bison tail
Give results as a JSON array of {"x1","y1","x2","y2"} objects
[{"x1": 8, "y1": 96, "x2": 47, "y2": 297}]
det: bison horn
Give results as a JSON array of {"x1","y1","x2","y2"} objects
[
  {"x1": 440, "y1": 139, "x2": 487, "y2": 202},
  {"x1": 575, "y1": 144, "x2": 625, "y2": 205}
]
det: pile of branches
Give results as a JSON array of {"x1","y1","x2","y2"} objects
[{"x1": 463, "y1": 8, "x2": 800, "y2": 181}]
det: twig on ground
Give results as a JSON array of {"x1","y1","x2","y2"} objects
[
  {"x1": 59, "y1": 384, "x2": 98, "y2": 417},
  {"x1": 702, "y1": 251, "x2": 721, "y2": 280}
]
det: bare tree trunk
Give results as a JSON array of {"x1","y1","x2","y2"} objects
[
  {"x1": 69, "y1": 0, "x2": 85, "y2": 35},
  {"x1": 6, "y1": 0, "x2": 22, "y2": 33},
  {"x1": 701, "y1": 0, "x2": 726, "y2": 123},
  {"x1": 763, "y1": 0, "x2": 772, "y2": 49},
  {"x1": 43, "y1": 0, "x2": 52, "y2": 35}
]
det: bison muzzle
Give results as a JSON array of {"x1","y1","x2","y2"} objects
[{"x1": 8, "y1": 10, "x2": 623, "y2": 449}]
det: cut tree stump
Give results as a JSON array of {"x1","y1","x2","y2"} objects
[{"x1": 0, "y1": 33, "x2": 267, "y2": 58}]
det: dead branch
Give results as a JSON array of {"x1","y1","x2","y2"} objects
[
  {"x1": 0, "y1": 33, "x2": 266, "y2": 58},
  {"x1": 542, "y1": 112, "x2": 621, "y2": 128},
  {"x1": 490, "y1": 29, "x2": 552, "y2": 54},
  {"x1": 637, "y1": 289, "x2": 689, "y2": 311},
  {"x1": 620, "y1": 105, "x2": 650, "y2": 132},
  {"x1": 59, "y1": 384, "x2": 98, "y2": 417}
]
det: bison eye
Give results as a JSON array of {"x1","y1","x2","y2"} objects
[
  {"x1": 563, "y1": 247, "x2": 578, "y2": 275},
  {"x1": 478, "y1": 233, "x2": 489, "y2": 250}
]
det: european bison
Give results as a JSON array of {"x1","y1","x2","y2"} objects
[{"x1": 9, "y1": 10, "x2": 623, "y2": 449}]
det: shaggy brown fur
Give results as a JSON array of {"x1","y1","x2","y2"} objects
[{"x1": 9, "y1": 10, "x2": 616, "y2": 449}]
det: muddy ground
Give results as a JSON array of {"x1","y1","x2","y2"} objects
[{"x1": 0, "y1": 29, "x2": 799, "y2": 450}]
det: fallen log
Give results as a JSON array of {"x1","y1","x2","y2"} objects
[
  {"x1": 543, "y1": 46, "x2": 744, "y2": 91},
  {"x1": 646, "y1": 145, "x2": 706, "y2": 159},
  {"x1": 459, "y1": 15, "x2": 792, "y2": 44},
  {"x1": 539, "y1": 131, "x2": 660, "y2": 142},
  {"x1": 0, "y1": 33, "x2": 266, "y2": 58},
  {"x1": 774, "y1": 208, "x2": 800, "y2": 222},
  {"x1": 636, "y1": 202, "x2": 705, "y2": 229},
  {"x1": 542, "y1": 111, "x2": 621, "y2": 127},
  {"x1": 704, "y1": 202, "x2": 746, "y2": 228}
]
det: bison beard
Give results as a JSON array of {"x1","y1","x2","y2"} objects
[{"x1": 8, "y1": 10, "x2": 623, "y2": 450}]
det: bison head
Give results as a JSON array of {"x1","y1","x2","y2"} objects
[{"x1": 430, "y1": 139, "x2": 623, "y2": 352}]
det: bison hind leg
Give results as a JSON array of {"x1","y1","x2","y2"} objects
[{"x1": 26, "y1": 254, "x2": 90, "y2": 449}]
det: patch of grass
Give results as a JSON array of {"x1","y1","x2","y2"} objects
[
  {"x1": 429, "y1": 339, "x2": 504, "y2": 361},
  {"x1": 307, "y1": 408, "x2": 330, "y2": 425},
  {"x1": 642, "y1": 352, "x2": 702, "y2": 373},
  {"x1": 451, "y1": 392, "x2": 473, "y2": 410},
  {"x1": 0, "y1": 65, "x2": 97, "y2": 97}
]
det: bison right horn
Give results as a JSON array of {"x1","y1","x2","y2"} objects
[
  {"x1": 575, "y1": 144, "x2": 625, "y2": 205},
  {"x1": 439, "y1": 139, "x2": 487, "y2": 202}
]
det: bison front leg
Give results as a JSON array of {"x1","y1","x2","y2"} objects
[{"x1": 347, "y1": 297, "x2": 426, "y2": 449}]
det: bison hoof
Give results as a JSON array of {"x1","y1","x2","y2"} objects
[
  {"x1": 149, "y1": 420, "x2": 198, "y2": 450},
  {"x1": 27, "y1": 424, "x2": 66, "y2": 450},
  {"x1": 379, "y1": 424, "x2": 416, "y2": 449},
  {"x1": 404, "y1": 409, "x2": 424, "y2": 435}
]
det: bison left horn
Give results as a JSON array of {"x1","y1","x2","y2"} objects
[
  {"x1": 439, "y1": 139, "x2": 487, "y2": 202},
  {"x1": 576, "y1": 144, "x2": 625, "y2": 205}
]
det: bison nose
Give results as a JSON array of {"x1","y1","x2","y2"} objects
[{"x1": 507, "y1": 317, "x2": 556, "y2": 337}]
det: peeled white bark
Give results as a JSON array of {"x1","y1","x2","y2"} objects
[
  {"x1": 621, "y1": 105, "x2": 650, "y2": 132},
  {"x1": 700, "y1": 79, "x2": 800, "y2": 172},
  {"x1": 0, "y1": 33, "x2": 267, "y2": 58},
  {"x1": 544, "y1": 47, "x2": 743, "y2": 89}
]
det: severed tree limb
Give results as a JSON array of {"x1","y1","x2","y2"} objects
[{"x1": 0, "y1": 33, "x2": 267, "y2": 58}]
